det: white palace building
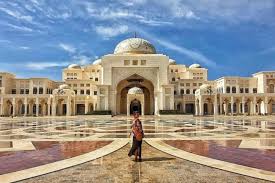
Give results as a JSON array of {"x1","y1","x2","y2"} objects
[{"x1": 0, "y1": 37, "x2": 275, "y2": 117}]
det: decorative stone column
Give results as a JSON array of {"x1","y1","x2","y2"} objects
[
  {"x1": 199, "y1": 96, "x2": 204, "y2": 116},
  {"x1": 24, "y1": 98, "x2": 28, "y2": 117},
  {"x1": 85, "y1": 100, "x2": 89, "y2": 114},
  {"x1": 52, "y1": 98, "x2": 56, "y2": 116},
  {"x1": 35, "y1": 97, "x2": 39, "y2": 117},
  {"x1": 195, "y1": 101, "x2": 199, "y2": 116},
  {"x1": 66, "y1": 97, "x2": 71, "y2": 116},
  {"x1": 224, "y1": 103, "x2": 228, "y2": 115},
  {"x1": 231, "y1": 97, "x2": 234, "y2": 116},
  {"x1": 154, "y1": 94, "x2": 159, "y2": 115},
  {"x1": 141, "y1": 101, "x2": 144, "y2": 116},
  {"x1": 214, "y1": 95, "x2": 218, "y2": 115},
  {"x1": 0, "y1": 97, "x2": 3, "y2": 116},
  {"x1": 12, "y1": 98, "x2": 16, "y2": 116}
]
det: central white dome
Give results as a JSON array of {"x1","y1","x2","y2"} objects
[
  {"x1": 114, "y1": 38, "x2": 156, "y2": 54},
  {"x1": 128, "y1": 87, "x2": 143, "y2": 94}
]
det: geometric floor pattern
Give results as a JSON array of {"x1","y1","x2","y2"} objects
[{"x1": 1, "y1": 116, "x2": 275, "y2": 182}]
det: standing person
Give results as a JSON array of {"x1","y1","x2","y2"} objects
[{"x1": 128, "y1": 111, "x2": 144, "y2": 162}]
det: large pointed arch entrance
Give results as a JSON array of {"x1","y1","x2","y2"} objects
[{"x1": 116, "y1": 74, "x2": 154, "y2": 115}]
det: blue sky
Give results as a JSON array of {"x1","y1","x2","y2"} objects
[{"x1": 0, "y1": 0, "x2": 275, "y2": 81}]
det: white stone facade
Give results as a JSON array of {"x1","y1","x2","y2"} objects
[{"x1": 0, "y1": 38, "x2": 275, "y2": 116}]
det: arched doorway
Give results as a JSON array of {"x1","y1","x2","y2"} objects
[
  {"x1": 116, "y1": 74, "x2": 154, "y2": 115},
  {"x1": 203, "y1": 103, "x2": 208, "y2": 115},
  {"x1": 76, "y1": 104, "x2": 85, "y2": 115},
  {"x1": 130, "y1": 99, "x2": 141, "y2": 114}
]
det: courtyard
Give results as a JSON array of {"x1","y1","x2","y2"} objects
[{"x1": 0, "y1": 115, "x2": 275, "y2": 182}]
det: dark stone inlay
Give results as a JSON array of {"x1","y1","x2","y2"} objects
[
  {"x1": 164, "y1": 140, "x2": 275, "y2": 172},
  {"x1": 0, "y1": 141, "x2": 112, "y2": 175}
]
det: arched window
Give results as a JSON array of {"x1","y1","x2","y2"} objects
[
  {"x1": 232, "y1": 87, "x2": 236, "y2": 93},
  {"x1": 186, "y1": 89, "x2": 190, "y2": 94},
  {"x1": 193, "y1": 89, "x2": 196, "y2": 94},
  {"x1": 180, "y1": 89, "x2": 184, "y2": 95},
  {"x1": 270, "y1": 84, "x2": 274, "y2": 93},
  {"x1": 226, "y1": 86, "x2": 230, "y2": 93},
  {"x1": 172, "y1": 77, "x2": 175, "y2": 82}
]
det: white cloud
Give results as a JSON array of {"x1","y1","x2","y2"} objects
[
  {"x1": 19, "y1": 46, "x2": 30, "y2": 50},
  {"x1": 0, "y1": 7, "x2": 33, "y2": 22},
  {"x1": 0, "y1": 39, "x2": 11, "y2": 43},
  {"x1": 26, "y1": 62, "x2": 69, "y2": 70},
  {"x1": 137, "y1": 29, "x2": 217, "y2": 68},
  {"x1": 95, "y1": 25, "x2": 129, "y2": 38},
  {"x1": 72, "y1": 55, "x2": 92, "y2": 65},
  {"x1": 157, "y1": 38, "x2": 217, "y2": 68},
  {"x1": 59, "y1": 43, "x2": 76, "y2": 53},
  {"x1": 5, "y1": 23, "x2": 33, "y2": 32}
]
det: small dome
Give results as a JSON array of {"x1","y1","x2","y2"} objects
[
  {"x1": 114, "y1": 38, "x2": 156, "y2": 54},
  {"x1": 93, "y1": 59, "x2": 102, "y2": 65},
  {"x1": 128, "y1": 87, "x2": 143, "y2": 94},
  {"x1": 189, "y1": 64, "x2": 201, "y2": 68},
  {"x1": 59, "y1": 84, "x2": 70, "y2": 90},
  {"x1": 68, "y1": 64, "x2": 81, "y2": 69},
  {"x1": 169, "y1": 59, "x2": 176, "y2": 65}
]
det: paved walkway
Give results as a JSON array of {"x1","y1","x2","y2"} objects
[{"x1": 20, "y1": 143, "x2": 270, "y2": 183}]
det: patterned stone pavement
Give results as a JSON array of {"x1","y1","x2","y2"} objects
[
  {"x1": 1, "y1": 115, "x2": 275, "y2": 182},
  {"x1": 20, "y1": 143, "x2": 270, "y2": 183}
]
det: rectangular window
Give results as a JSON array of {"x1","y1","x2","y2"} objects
[
  {"x1": 74, "y1": 90, "x2": 77, "y2": 94},
  {"x1": 73, "y1": 84, "x2": 77, "y2": 87},
  {"x1": 132, "y1": 60, "x2": 138, "y2": 65},
  {"x1": 253, "y1": 88, "x2": 257, "y2": 93},
  {"x1": 12, "y1": 89, "x2": 16, "y2": 94},
  {"x1": 25, "y1": 89, "x2": 29, "y2": 94},
  {"x1": 94, "y1": 91, "x2": 97, "y2": 95},
  {"x1": 193, "y1": 83, "x2": 197, "y2": 86},
  {"x1": 245, "y1": 88, "x2": 249, "y2": 93},
  {"x1": 80, "y1": 90, "x2": 84, "y2": 95},
  {"x1": 186, "y1": 83, "x2": 190, "y2": 87},
  {"x1": 86, "y1": 90, "x2": 90, "y2": 95},
  {"x1": 240, "y1": 88, "x2": 244, "y2": 93},
  {"x1": 141, "y1": 60, "x2": 146, "y2": 65},
  {"x1": 86, "y1": 84, "x2": 90, "y2": 87},
  {"x1": 33, "y1": 87, "x2": 37, "y2": 94},
  {"x1": 95, "y1": 78, "x2": 98, "y2": 81},
  {"x1": 124, "y1": 60, "x2": 130, "y2": 65},
  {"x1": 80, "y1": 84, "x2": 84, "y2": 87},
  {"x1": 39, "y1": 87, "x2": 43, "y2": 94},
  {"x1": 20, "y1": 89, "x2": 24, "y2": 94}
]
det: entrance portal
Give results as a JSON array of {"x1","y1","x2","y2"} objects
[
  {"x1": 116, "y1": 74, "x2": 154, "y2": 115},
  {"x1": 130, "y1": 99, "x2": 141, "y2": 114}
]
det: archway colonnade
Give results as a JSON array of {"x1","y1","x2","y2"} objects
[
  {"x1": 195, "y1": 94, "x2": 275, "y2": 116},
  {"x1": 0, "y1": 95, "x2": 98, "y2": 117}
]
